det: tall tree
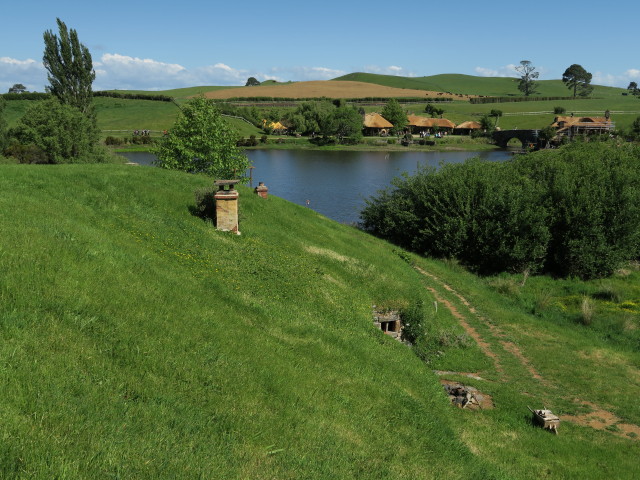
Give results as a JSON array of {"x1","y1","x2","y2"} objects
[
  {"x1": 153, "y1": 96, "x2": 249, "y2": 178},
  {"x1": 515, "y1": 60, "x2": 539, "y2": 96},
  {"x1": 562, "y1": 64, "x2": 593, "y2": 98},
  {"x1": 43, "y1": 18, "x2": 96, "y2": 114},
  {"x1": 490, "y1": 109, "x2": 503, "y2": 127},
  {"x1": 245, "y1": 77, "x2": 260, "y2": 86},
  {"x1": 8, "y1": 83, "x2": 27, "y2": 94},
  {"x1": 332, "y1": 104, "x2": 363, "y2": 140},
  {"x1": 381, "y1": 99, "x2": 407, "y2": 134},
  {"x1": 627, "y1": 81, "x2": 639, "y2": 96}
]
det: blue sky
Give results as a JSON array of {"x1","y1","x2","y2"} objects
[{"x1": 1, "y1": 0, "x2": 638, "y2": 92}]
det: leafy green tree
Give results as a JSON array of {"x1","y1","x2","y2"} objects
[
  {"x1": 8, "y1": 98, "x2": 105, "y2": 164},
  {"x1": 381, "y1": 99, "x2": 407, "y2": 134},
  {"x1": 538, "y1": 126, "x2": 557, "y2": 144},
  {"x1": 362, "y1": 142, "x2": 640, "y2": 279},
  {"x1": 332, "y1": 105, "x2": 363, "y2": 141},
  {"x1": 284, "y1": 100, "x2": 335, "y2": 136},
  {"x1": 627, "y1": 81, "x2": 639, "y2": 96},
  {"x1": 8, "y1": 83, "x2": 27, "y2": 94},
  {"x1": 516, "y1": 60, "x2": 539, "y2": 96},
  {"x1": 631, "y1": 116, "x2": 640, "y2": 136},
  {"x1": 0, "y1": 97, "x2": 7, "y2": 152},
  {"x1": 245, "y1": 77, "x2": 260, "y2": 86},
  {"x1": 562, "y1": 64, "x2": 593, "y2": 98},
  {"x1": 43, "y1": 18, "x2": 96, "y2": 114},
  {"x1": 153, "y1": 96, "x2": 249, "y2": 178},
  {"x1": 479, "y1": 114, "x2": 493, "y2": 131},
  {"x1": 490, "y1": 109, "x2": 503, "y2": 127}
]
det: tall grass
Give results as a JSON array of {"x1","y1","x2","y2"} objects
[{"x1": 0, "y1": 164, "x2": 495, "y2": 479}]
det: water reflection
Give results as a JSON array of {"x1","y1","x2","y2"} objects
[{"x1": 118, "y1": 149, "x2": 511, "y2": 224}]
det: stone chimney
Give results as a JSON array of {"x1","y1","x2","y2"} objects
[
  {"x1": 254, "y1": 181, "x2": 268, "y2": 199},
  {"x1": 214, "y1": 180, "x2": 240, "y2": 235}
]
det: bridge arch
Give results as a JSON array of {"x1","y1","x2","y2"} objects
[{"x1": 492, "y1": 129, "x2": 540, "y2": 149}]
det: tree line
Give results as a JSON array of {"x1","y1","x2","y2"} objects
[
  {"x1": 360, "y1": 141, "x2": 640, "y2": 280},
  {"x1": 1, "y1": 18, "x2": 107, "y2": 164}
]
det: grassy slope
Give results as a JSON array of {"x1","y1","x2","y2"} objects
[
  {"x1": 4, "y1": 73, "x2": 639, "y2": 140},
  {"x1": 335, "y1": 72, "x2": 624, "y2": 98},
  {"x1": 0, "y1": 164, "x2": 493, "y2": 479},
  {"x1": 1, "y1": 164, "x2": 639, "y2": 478}
]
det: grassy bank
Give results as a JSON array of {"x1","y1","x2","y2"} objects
[
  {"x1": 1, "y1": 163, "x2": 639, "y2": 478},
  {"x1": 0, "y1": 164, "x2": 494, "y2": 479}
]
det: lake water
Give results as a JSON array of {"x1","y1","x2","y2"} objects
[{"x1": 119, "y1": 149, "x2": 512, "y2": 224}]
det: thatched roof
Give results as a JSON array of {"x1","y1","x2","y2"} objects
[
  {"x1": 407, "y1": 115, "x2": 455, "y2": 128},
  {"x1": 455, "y1": 121, "x2": 482, "y2": 129},
  {"x1": 551, "y1": 116, "x2": 613, "y2": 133},
  {"x1": 364, "y1": 113, "x2": 393, "y2": 128},
  {"x1": 551, "y1": 116, "x2": 612, "y2": 127}
]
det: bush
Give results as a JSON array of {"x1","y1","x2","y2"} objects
[
  {"x1": 361, "y1": 142, "x2": 640, "y2": 279},
  {"x1": 4, "y1": 143, "x2": 47, "y2": 164},
  {"x1": 8, "y1": 98, "x2": 107, "y2": 164},
  {"x1": 193, "y1": 188, "x2": 216, "y2": 221},
  {"x1": 309, "y1": 135, "x2": 336, "y2": 146},
  {"x1": 260, "y1": 135, "x2": 268, "y2": 144},
  {"x1": 387, "y1": 139, "x2": 396, "y2": 145},
  {"x1": 400, "y1": 300, "x2": 427, "y2": 344},
  {"x1": 104, "y1": 136, "x2": 124, "y2": 146},
  {"x1": 554, "y1": 106, "x2": 567, "y2": 114}
]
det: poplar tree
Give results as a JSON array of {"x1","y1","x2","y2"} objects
[{"x1": 43, "y1": 18, "x2": 96, "y2": 114}]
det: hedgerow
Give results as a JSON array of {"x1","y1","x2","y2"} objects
[{"x1": 361, "y1": 141, "x2": 640, "y2": 279}]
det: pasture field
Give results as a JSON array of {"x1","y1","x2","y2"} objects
[
  {"x1": 201, "y1": 80, "x2": 475, "y2": 100},
  {"x1": 336, "y1": 72, "x2": 626, "y2": 98},
  {"x1": 3, "y1": 73, "x2": 640, "y2": 144},
  {"x1": 0, "y1": 161, "x2": 639, "y2": 478}
]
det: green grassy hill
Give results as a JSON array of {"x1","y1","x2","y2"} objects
[
  {"x1": 334, "y1": 72, "x2": 625, "y2": 98},
  {"x1": 3, "y1": 72, "x2": 640, "y2": 141},
  {"x1": 0, "y1": 164, "x2": 492, "y2": 478},
  {"x1": 1, "y1": 162, "x2": 639, "y2": 478}
]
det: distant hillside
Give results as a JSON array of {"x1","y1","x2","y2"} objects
[
  {"x1": 201, "y1": 80, "x2": 473, "y2": 100},
  {"x1": 335, "y1": 72, "x2": 625, "y2": 98}
]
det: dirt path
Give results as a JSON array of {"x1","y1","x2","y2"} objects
[{"x1": 414, "y1": 265, "x2": 640, "y2": 440}]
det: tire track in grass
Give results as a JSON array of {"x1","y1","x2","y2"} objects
[
  {"x1": 415, "y1": 266, "x2": 504, "y2": 376},
  {"x1": 415, "y1": 265, "x2": 640, "y2": 440}
]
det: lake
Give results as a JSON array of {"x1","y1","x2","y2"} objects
[{"x1": 118, "y1": 149, "x2": 512, "y2": 224}]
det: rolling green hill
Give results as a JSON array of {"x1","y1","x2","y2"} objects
[
  {"x1": 334, "y1": 72, "x2": 626, "y2": 98},
  {"x1": 1, "y1": 161, "x2": 639, "y2": 478},
  {"x1": 3, "y1": 72, "x2": 639, "y2": 140}
]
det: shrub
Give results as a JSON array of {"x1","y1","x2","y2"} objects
[
  {"x1": 400, "y1": 300, "x2": 426, "y2": 344},
  {"x1": 260, "y1": 135, "x2": 268, "y2": 144},
  {"x1": 193, "y1": 188, "x2": 216, "y2": 221},
  {"x1": 387, "y1": 139, "x2": 396, "y2": 145},
  {"x1": 4, "y1": 143, "x2": 47, "y2": 164},
  {"x1": 362, "y1": 142, "x2": 640, "y2": 279},
  {"x1": 554, "y1": 106, "x2": 567, "y2": 114},
  {"x1": 104, "y1": 136, "x2": 123, "y2": 146}
]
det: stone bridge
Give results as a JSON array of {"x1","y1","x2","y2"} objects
[{"x1": 492, "y1": 129, "x2": 540, "y2": 149}]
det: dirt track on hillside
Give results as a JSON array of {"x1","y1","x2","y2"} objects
[
  {"x1": 415, "y1": 265, "x2": 640, "y2": 441},
  {"x1": 202, "y1": 80, "x2": 475, "y2": 100}
]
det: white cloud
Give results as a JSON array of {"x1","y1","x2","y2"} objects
[
  {"x1": 94, "y1": 55, "x2": 349, "y2": 89},
  {"x1": 474, "y1": 64, "x2": 519, "y2": 78},
  {"x1": 0, "y1": 57, "x2": 46, "y2": 92},
  {"x1": 287, "y1": 66, "x2": 346, "y2": 80},
  {"x1": 363, "y1": 65, "x2": 416, "y2": 77},
  {"x1": 593, "y1": 69, "x2": 640, "y2": 88}
]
